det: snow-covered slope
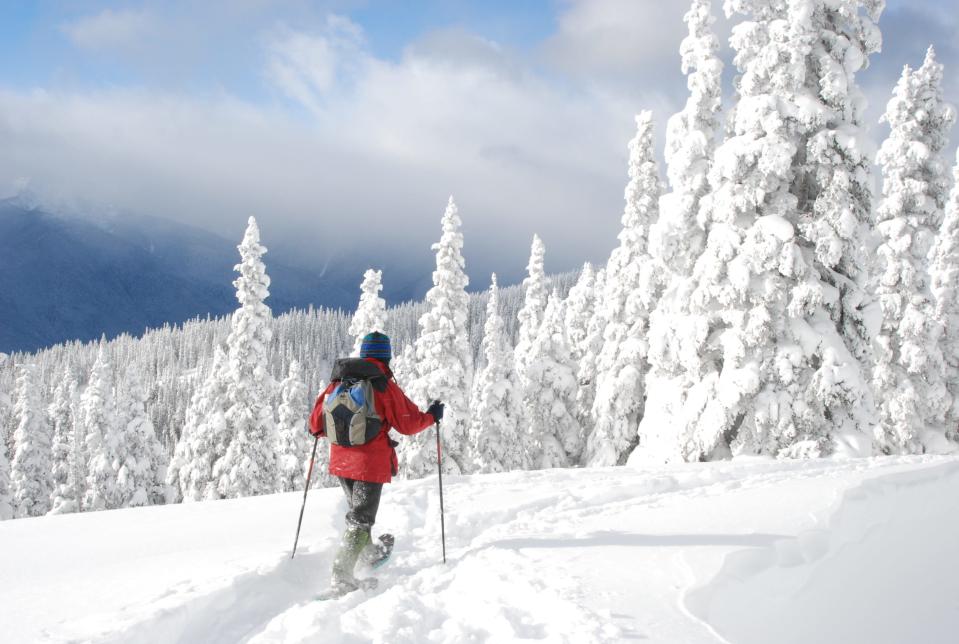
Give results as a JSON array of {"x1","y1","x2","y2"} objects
[{"x1": 2, "y1": 456, "x2": 958, "y2": 643}]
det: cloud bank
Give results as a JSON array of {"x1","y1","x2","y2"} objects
[{"x1": 1, "y1": 0, "x2": 956, "y2": 295}]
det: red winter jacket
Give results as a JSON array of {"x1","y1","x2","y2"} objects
[{"x1": 309, "y1": 357, "x2": 435, "y2": 483}]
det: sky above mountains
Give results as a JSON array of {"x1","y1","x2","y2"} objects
[{"x1": 0, "y1": 0, "x2": 956, "y2": 290}]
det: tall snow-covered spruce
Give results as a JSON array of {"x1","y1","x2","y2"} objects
[
  {"x1": 349, "y1": 269, "x2": 388, "y2": 355},
  {"x1": 930, "y1": 150, "x2": 959, "y2": 441},
  {"x1": 525, "y1": 293, "x2": 583, "y2": 468},
  {"x1": 167, "y1": 347, "x2": 230, "y2": 501},
  {"x1": 81, "y1": 346, "x2": 120, "y2": 511},
  {"x1": 48, "y1": 374, "x2": 80, "y2": 514},
  {"x1": 588, "y1": 111, "x2": 664, "y2": 466},
  {"x1": 213, "y1": 217, "x2": 278, "y2": 498},
  {"x1": 515, "y1": 235, "x2": 548, "y2": 389},
  {"x1": 400, "y1": 197, "x2": 472, "y2": 477},
  {"x1": 468, "y1": 275, "x2": 526, "y2": 473},
  {"x1": 872, "y1": 48, "x2": 956, "y2": 453},
  {"x1": 0, "y1": 434, "x2": 11, "y2": 520},
  {"x1": 643, "y1": 0, "x2": 723, "y2": 463},
  {"x1": 115, "y1": 370, "x2": 168, "y2": 507},
  {"x1": 10, "y1": 364, "x2": 53, "y2": 517}
]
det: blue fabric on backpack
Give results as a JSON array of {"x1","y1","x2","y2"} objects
[{"x1": 349, "y1": 383, "x2": 365, "y2": 406}]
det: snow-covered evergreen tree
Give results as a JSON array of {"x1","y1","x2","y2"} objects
[
  {"x1": 80, "y1": 347, "x2": 120, "y2": 511},
  {"x1": 871, "y1": 47, "x2": 956, "y2": 453},
  {"x1": 213, "y1": 217, "x2": 278, "y2": 498},
  {"x1": 564, "y1": 263, "x2": 597, "y2": 365},
  {"x1": 514, "y1": 235, "x2": 548, "y2": 388},
  {"x1": 575, "y1": 268, "x2": 606, "y2": 437},
  {"x1": 400, "y1": 197, "x2": 472, "y2": 477},
  {"x1": 794, "y1": 0, "x2": 884, "y2": 375},
  {"x1": 0, "y1": 434, "x2": 11, "y2": 520},
  {"x1": 652, "y1": 0, "x2": 723, "y2": 278},
  {"x1": 115, "y1": 369, "x2": 168, "y2": 507},
  {"x1": 587, "y1": 112, "x2": 664, "y2": 466},
  {"x1": 468, "y1": 275, "x2": 526, "y2": 473},
  {"x1": 349, "y1": 269, "x2": 388, "y2": 356},
  {"x1": 10, "y1": 364, "x2": 53, "y2": 517},
  {"x1": 525, "y1": 293, "x2": 583, "y2": 469},
  {"x1": 643, "y1": 0, "x2": 724, "y2": 463},
  {"x1": 930, "y1": 150, "x2": 959, "y2": 441},
  {"x1": 167, "y1": 347, "x2": 230, "y2": 502},
  {"x1": 48, "y1": 374, "x2": 80, "y2": 514},
  {"x1": 275, "y1": 360, "x2": 313, "y2": 492}
]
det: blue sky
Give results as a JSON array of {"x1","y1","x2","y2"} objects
[{"x1": 0, "y1": 1, "x2": 956, "y2": 287}]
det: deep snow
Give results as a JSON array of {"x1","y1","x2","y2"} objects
[{"x1": 2, "y1": 456, "x2": 958, "y2": 643}]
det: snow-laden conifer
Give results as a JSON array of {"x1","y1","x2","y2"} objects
[
  {"x1": 652, "y1": 0, "x2": 722, "y2": 278},
  {"x1": 930, "y1": 150, "x2": 959, "y2": 441},
  {"x1": 48, "y1": 375, "x2": 80, "y2": 514},
  {"x1": 793, "y1": 0, "x2": 884, "y2": 375},
  {"x1": 514, "y1": 235, "x2": 548, "y2": 387},
  {"x1": 115, "y1": 370, "x2": 168, "y2": 507},
  {"x1": 214, "y1": 217, "x2": 278, "y2": 498},
  {"x1": 80, "y1": 347, "x2": 120, "y2": 511},
  {"x1": 469, "y1": 275, "x2": 526, "y2": 472},
  {"x1": 872, "y1": 48, "x2": 956, "y2": 453},
  {"x1": 400, "y1": 197, "x2": 472, "y2": 477},
  {"x1": 643, "y1": 0, "x2": 723, "y2": 462},
  {"x1": 10, "y1": 364, "x2": 53, "y2": 517},
  {"x1": 575, "y1": 268, "x2": 606, "y2": 436},
  {"x1": 349, "y1": 269, "x2": 388, "y2": 356},
  {"x1": 0, "y1": 436, "x2": 11, "y2": 520},
  {"x1": 525, "y1": 293, "x2": 583, "y2": 468},
  {"x1": 564, "y1": 263, "x2": 597, "y2": 365},
  {"x1": 587, "y1": 112, "x2": 664, "y2": 466},
  {"x1": 276, "y1": 360, "x2": 312, "y2": 491},
  {"x1": 167, "y1": 347, "x2": 230, "y2": 502},
  {"x1": 640, "y1": 1, "x2": 876, "y2": 462}
]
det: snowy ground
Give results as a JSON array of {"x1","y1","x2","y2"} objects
[{"x1": 2, "y1": 456, "x2": 958, "y2": 644}]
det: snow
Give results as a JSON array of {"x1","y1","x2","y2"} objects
[{"x1": 3, "y1": 456, "x2": 958, "y2": 643}]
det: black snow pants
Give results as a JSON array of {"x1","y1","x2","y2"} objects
[{"x1": 338, "y1": 477, "x2": 383, "y2": 531}]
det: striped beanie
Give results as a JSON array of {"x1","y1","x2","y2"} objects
[{"x1": 360, "y1": 331, "x2": 392, "y2": 360}]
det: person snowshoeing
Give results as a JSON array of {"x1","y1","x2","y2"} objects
[{"x1": 309, "y1": 331, "x2": 443, "y2": 594}]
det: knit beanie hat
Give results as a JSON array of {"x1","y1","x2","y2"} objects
[{"x1": 360, "y1": 331, "x2": 392, "y2": 360}]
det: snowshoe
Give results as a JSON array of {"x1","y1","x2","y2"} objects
[{"x1": 359, "y1": 533, "x2": 394, "y2": 570}]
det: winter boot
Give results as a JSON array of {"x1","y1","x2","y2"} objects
[{"x1": 330, "y1": 525, "x2": 372, "y2": 592}]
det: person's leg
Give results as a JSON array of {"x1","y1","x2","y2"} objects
[
  {"x1": 346, "y1": 481, "x2": 382, "y2": 530},
  {"x1": 331, "y1": 479, "x2": 383, "y2": 588}
]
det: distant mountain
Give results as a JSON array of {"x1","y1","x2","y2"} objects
[{"x1": 0, "y1": 200, "x2": 358, "y2": 353}]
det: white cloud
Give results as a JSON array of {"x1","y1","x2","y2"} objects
[{"x1": 61, "y1": 8, "x2": 155, "y2": 51}]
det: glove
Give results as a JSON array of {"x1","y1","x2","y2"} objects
[{"x1": 427, "y1": 400, "x2": 444, "y2": 423}]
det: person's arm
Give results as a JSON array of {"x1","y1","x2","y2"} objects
[
  {"x1": 308, "y1": 383, "x2": 335, "y2": 437},
  {"x1": 383, "y1": 380, "x2": 437, "y2": 436}
]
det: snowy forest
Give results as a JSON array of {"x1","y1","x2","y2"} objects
[{"x1": 2, "y1": 0, "x2": 959, "y2": 521}]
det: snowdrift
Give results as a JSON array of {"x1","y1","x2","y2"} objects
[{"x1": 2, "y1": 456, "x2": 958, "y2": 643}]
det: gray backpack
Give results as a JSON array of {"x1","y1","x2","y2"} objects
[{"x1": 323, "y1": 359, "x2": 386, "y2": 446}]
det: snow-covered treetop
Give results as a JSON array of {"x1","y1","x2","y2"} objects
[
  {"x1": 877, "y1": 47, "x2": 956, "y2": 228},
  {"x1": 234, "y1": 217, "x2": 271, "y2": 309},
  {"x1": 666, "y1": 0, "x2": 722, "y2": 196},
  {"x1": 517, "y1": 234, "x2": 547, "y2": 348},
  {"x1": 349, "y1": 268, "x2": 388, "y2": 355}
]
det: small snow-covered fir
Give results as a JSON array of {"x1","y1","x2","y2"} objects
[{"x1": 468, "y1": 275, "x2": 526, "y2": 473}]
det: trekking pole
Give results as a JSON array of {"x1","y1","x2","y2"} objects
[
  {"x1": 435, "y1": 415, "x2": 447, "y2": 564},
  {"x1": 291, "y1": 435, "x2": 320, "y2": 559}
]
